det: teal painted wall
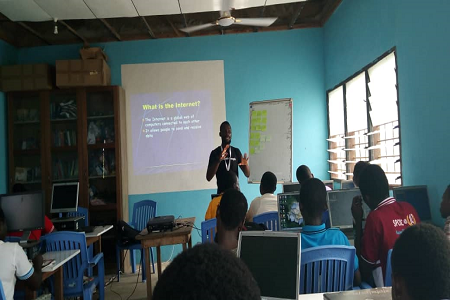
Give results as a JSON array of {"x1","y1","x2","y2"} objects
[
  {"x1": 17, "y1": 29, "x2": 327, "y2": 260},
  {"x1": 0, "y1": 40, "x2": 17, "y2": 194},
  {"x1": 324, "y1": 0, "x2": 450, "y2": 226}
]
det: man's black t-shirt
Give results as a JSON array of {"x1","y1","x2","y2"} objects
[{"x1": 209, "y1": 145, "x2": 242, "y2": 193}]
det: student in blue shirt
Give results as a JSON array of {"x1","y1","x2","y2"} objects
[{"x1": 299, "y1": 178, "x2": 361, "y2": 286}]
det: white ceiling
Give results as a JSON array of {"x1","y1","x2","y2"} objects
[{"x1": 0, "y1": 0, "x2": 305, "y2": 22}]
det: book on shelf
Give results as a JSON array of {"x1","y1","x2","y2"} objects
[
  {"x1": 53, "y1": 130, "x2": 76, "y2": 147},
  {"x1": 53, "y1": 159, "x2": 78, "y2": 180}
]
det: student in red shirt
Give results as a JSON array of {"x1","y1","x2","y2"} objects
[{"x1": 351, "y1": 165, "x2": 420, "y2": 287}]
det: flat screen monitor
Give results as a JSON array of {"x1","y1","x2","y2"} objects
[
  {"x1": 51, "y1": 182, "x2": 79, "y2": 213},
  {"x1": 238, "y1": 231, "x2": 300, "y2": 300},
  {"x1": 0, "y1": 192, "x2": 45, "y2": 232},
  {"x1": 341, "y1": 180, "x2": 355, "y2": 190},
  {"x1": 283, "y1": 182, "x2": 300, "y2": 193},
  {"x1": 393, "y1": 185, "x2": 432, "y2": 221},
  {"x1": 278, "y1": 192, "x2": 303, "y2": 231},
  {"x1": 327, "y1": 189, "x2": 371, "y2": 229},
  {"x1": 323, "y1": 180, "x2": 334, "y2": 190}
]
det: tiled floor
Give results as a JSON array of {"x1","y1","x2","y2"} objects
[{"x1": 104, "y1": 263, "x2": 169, "y2": 300}]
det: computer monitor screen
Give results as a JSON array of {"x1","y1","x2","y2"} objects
[
  {"x1": 323, "y1": 180, "x2": 334, "y2": 190},
  {"x1": 238, "y1": 231, "x2": 300, "y2": 300},
  {"x1": 278, "y1": 192, "x2": 303, "y2": 231},
  {"x1": 283, "y1": 182, "x2": 300, "y2": 193},
  {"x1": 341, "y1": 180, "x2": 355, "y2": 190},
  {"x1": 393, "y1": 186, "x2": 432, "y2": 221},
  {"x1": 51, "y1": 182, "x2": 79, "y2": 213},
  {"x1": 327, "y1": 189, "x2": 371, "y2": 229},
  {"x1": 0, "y1": 192, "x2": 45, "y2": 232}
]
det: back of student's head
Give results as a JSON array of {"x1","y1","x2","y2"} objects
[
  {"x1": 218, "y1": 189, "x2": 248, "y2": 231},
  {"x1": 296, "y1": 165, "x2": 313, "y2": 184},
  {"x1": 218, "y1": 171, "x2": 238, "y2": 194},
  {"x1": 260, "y1": 171, "x2": 277, "y2": 194},
  {"x1": 153, "y1": 243, "x2": 261, "y2": 300},
  {"x1": 353, "y1": 161, "x2": 370, "y2": 187},
  {"x1": 358, "y1": 164, "x2": 389, "y2": 204},
  {"x1": 299, "y1": 178, "x2": 327, "y2": 219},
  {"x1": 391, "y1": 223, "x2": 450, "y2": 300},
  {"x1": 12, "y1": 183, "x2": 26, "y2": 193}
]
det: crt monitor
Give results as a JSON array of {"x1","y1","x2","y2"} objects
[
  {"x1": 238, "y1": 231, "x2": 300, "y2": 300},
  {"x1": 0, "y1": 191, "x2": 45, "y2": 232},
  {"x1": 341, "y1": 180, "x2": 355, "y2": 190},
  {"x1": 278, "y1": 192, "x2": 303, "y2": 231},
  {"x1": 393, "y1": 185, "x2": 432, "y2": 221},
  {"x1": 327, "y1": 189, "x2": 371, "y2": 229},
  {"x1": 283, "y1": 182, "x2": 300, "y2": 193},
  {"x1": 51, "y1": 182, "x2": 79, "y2": 213}
]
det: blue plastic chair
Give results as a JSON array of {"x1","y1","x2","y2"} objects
[
  {"x1": 0, "y1": 279, "x2": 6, "y2": 300},
  {"x1": 300, "y1": 245, "x2": 355, "y2": 294},
  {"x1": 67, "y1": 207, "x2": 89, "y2": 226},
  {"x1": 253, "y1": 211, "x2": 280, "y2": 231},
  {"x1": 384, "y1": 249, "x2": 393, "y2": 287},
  {"x1": 42, "y1": 231, "x2": 105, "y2": 300},
  {"x1": 116, "y1": 200, "x2": 156, "y2": 282},
  {"x1": 201, "y1": 218, "x2": 217, "y2": 243}
]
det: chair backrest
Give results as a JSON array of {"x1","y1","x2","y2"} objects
[
  {"x1": 300, "y1": 245, "x2": 355, "y2": 294},
  {"x1": 131, "y1": 200, "x2": 157, "y2": 231},
  {"x1": 42, "y1": 231, "x2": 89, "y2": 297},
  {"x1": 201, "y1": 218, "x2": 217, "y2": 243},
  {"x1": 4, "y1": 236, "x2": 21, "y2": 243},
  {"x1": 0, "y1": 279, "x2": 6, "y2": 300},
  {"x1": 384, "y1": 249, "x2": 393, "y2": 287},
  {"x1": 67, "y1": 207, "x2": 89, "y2": 226},
  {"x1": 253, "y1": 211, "x2": 279, "y2": 231}
]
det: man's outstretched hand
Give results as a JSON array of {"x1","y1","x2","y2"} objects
[
  {"x1": 239, "y1": 153, "x2": 249, "y2": 166},
  {"x1": 220, "y1": 144, "x2": 230, "y2": 160}
]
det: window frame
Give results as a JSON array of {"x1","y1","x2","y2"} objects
[{"x1": 326, "y1": 47, "x2": 402, "y2": 186}]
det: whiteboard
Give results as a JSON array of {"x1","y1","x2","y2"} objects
[{"x1": 248, "y1": 99, "x2": 292, "y2": 183}]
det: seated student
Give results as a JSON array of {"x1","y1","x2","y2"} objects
[
  {"x1": 297, "y1": 165, "x2": 332, "y2": 191},
  {"x1": 352, "y1": 164, "x2": 420, "y2": 287},
  {"x1": 352, "y1": 161, "x2": 370, "y2": 188},
  {"x1": 153, "y1": 243, "x2": 261, "y2": 300},
  {"x1": 391, "y1": 223, "x2": 450, "y2": 300},
  {"x1": 246, "y1": 171, "x2": 277, "y2": 222},
  {"x1": 440, "y1": 185, "x2": 450, "y2": 241},
  {"x1": 216, "y1": 189, "x2": 248, "y2": 255},
  {"x1": 0, "y1": 208, "x2": 43, "y2": 300},
  {"x1": 299, "y1": 178, "x2": 361, "y2": 286},
  {"x1": 7, "y1": 183, "x2": 55, "y2": 241},
  {"x1": 205, "y1": 171, "x2": 239, "y2": 220}
]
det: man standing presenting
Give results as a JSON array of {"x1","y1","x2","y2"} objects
[{"x1": 207, "y1": 121, "x2": 250, "y2": 193}]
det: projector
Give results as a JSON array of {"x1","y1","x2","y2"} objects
[{"x1": 147, "y1": 215, "x2": 175, "y2": 233}]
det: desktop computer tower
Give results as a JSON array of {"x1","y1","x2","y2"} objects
[{"x1": 52, "y1": 216, "x2": 85, "y2": 231}]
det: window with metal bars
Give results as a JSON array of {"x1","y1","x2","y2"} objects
[{"x1": 326, "y1": 49, "x2": 401, "y2": 185}]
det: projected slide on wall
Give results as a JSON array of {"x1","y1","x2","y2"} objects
[
  {"x1": 131, "y1": 91, "x2": 213, "y2": 175},
  {"x1": 122, "y1": 60, "x2": 225, "y2": 194}
]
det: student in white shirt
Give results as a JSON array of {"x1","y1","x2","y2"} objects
[
  {"x1": 0, "y1": 208, "x2": 43, "y2": 300},
  {"x1": 246, "y1": 171, "x2": 278, "y2": 222}
]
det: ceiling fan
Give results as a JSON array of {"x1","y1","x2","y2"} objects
[{"x1": 179, "y1": 2, "x2": 277, "y2": 34}]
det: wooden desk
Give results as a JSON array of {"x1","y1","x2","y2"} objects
[
  {"x1": 25, "y1": 250, "x2": 80, "y2": 300},
  {"x1": 136, "y1": 217, "x2": 195, "y2": 300},
  {"x1": 85, "y1": 225, "x2": 114, "y2": 253}
]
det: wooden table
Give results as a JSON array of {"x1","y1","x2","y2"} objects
[
  {"x1": 25, "y1": 250, "x2": 80, "y2": 300},
  {"x1": 85, "y1": 225, "x2": 114, "y2": 253},
  {"x1": 136, "y1": 217, "x2": 195, "y2": 300}
]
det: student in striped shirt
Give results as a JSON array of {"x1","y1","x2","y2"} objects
[{"x1": 439, "y1": 185, "x2": 450, "y2": 242}]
